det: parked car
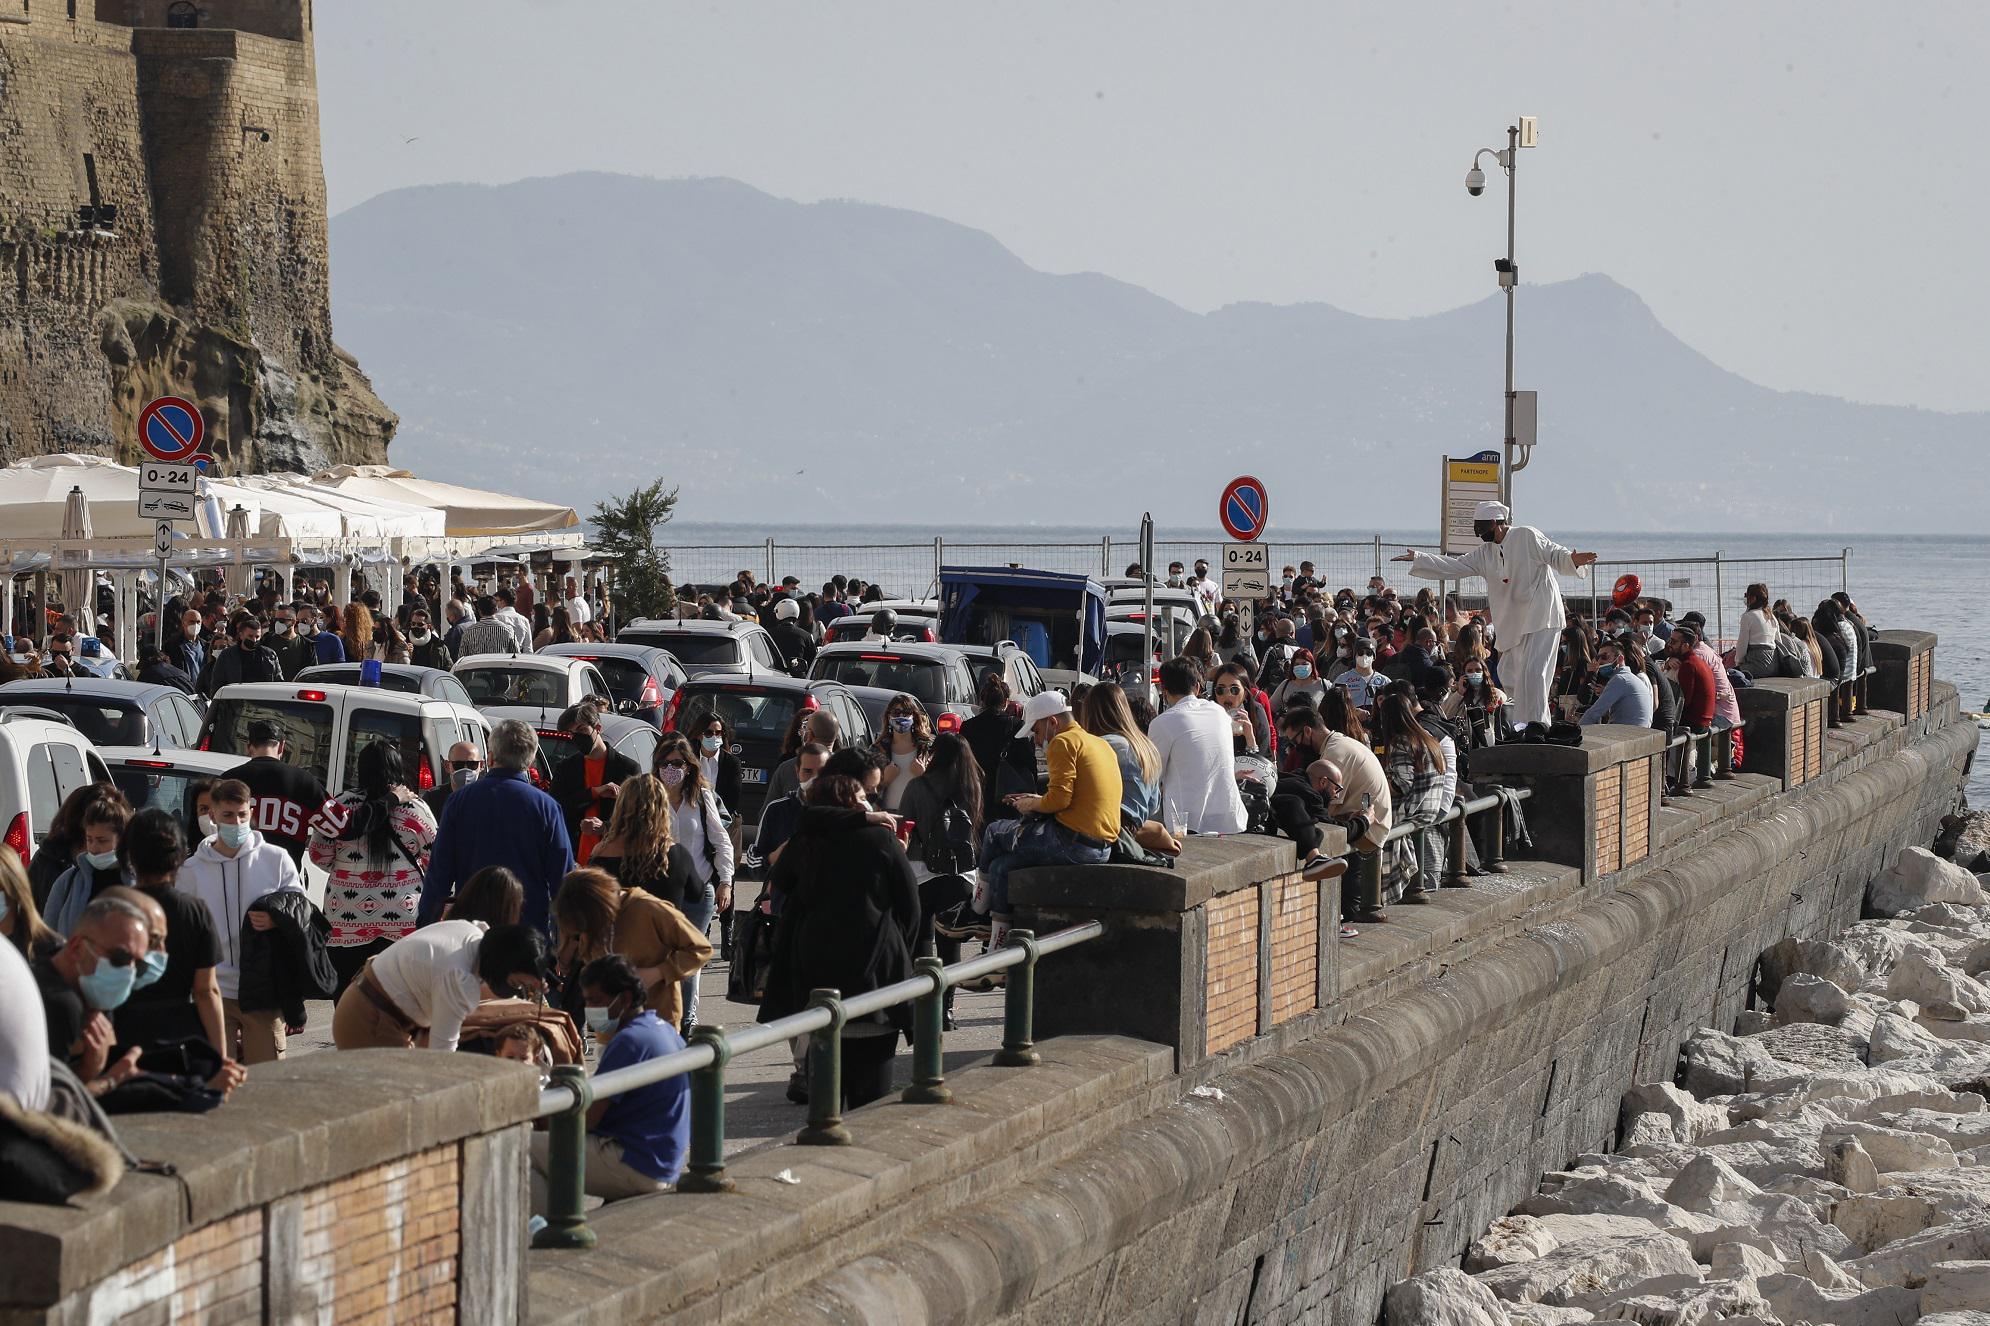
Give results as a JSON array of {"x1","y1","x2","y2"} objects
[
  {"x1": 822, "y1": 613, "x2": 939, "y2": 644},
  {"x1": 938, "y1": 565, "x2": 1106, "y2": 692},
  {"x1": 538, "y1": 643, "x2": 686, "y2": 727},
  {"x1": 614, "y1": 618, "x2": 787, "y2": 680},
  {"x1": 479, "y1": 706, "x2": 661, "y2": 790},
  {"x1": 452, "y1": 655, "x2": 612, "y2": 713},
  {"x1": 806, "y1": 642, "x2": 979, "y2": 726},
  {"x1": 199, "y1": 682, "x2": 490, "y2": 799},
  {"x1": 295, "y1": 663, "x2": 475, "y2": 707},
  {"x1": 1105, "y1": 603, "x2": 1198, "y2": 658},
  {"x1": 0, "y1": 709, "x2": 111, "y2": 868},
  {"x1": 98, "y1": 746, "x2": 248, "y2": 844},
  {"x1": 0, "y1": 677, "x2": 206, "y2": 750},
  {"x1": 664, "y1": 676, "x2": 873, "y2": 824},
  {"x1": 841, "y1": 684, "x2": 965, "y2": 738},
  {"x1": 949, "y1": 641, "x2": 1049, "y2": 707}
]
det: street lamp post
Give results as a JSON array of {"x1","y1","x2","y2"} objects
[{"x1": 1465, "y1": 116, "x2": 1537, "y2": 509}]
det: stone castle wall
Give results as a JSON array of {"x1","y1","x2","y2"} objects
[{"x1": 0, "y1": 0, "x2": 392, "y2": 473}]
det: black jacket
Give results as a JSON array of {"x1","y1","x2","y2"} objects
[
  {"x1": 201, "y1": 642, "x2": 283, "y2": 696},
  {"x1": 408, "y1": 636, "x2": 453, "y2": 671},
  {"x1": 138, "y1": 658, "x2": 198, "y2": 695},
  {"x1": 768, "y1": 620, "x2": 817, "y2": 676},
  {"x1": 549, "y1": 745, "x2": 641, "y2": 847},
  {"x1": 959, "y1": 709, "x2": 1024, "y2": 821},
  {"x1": 235, "y1": 890, "x2": 336, "y2": 1024},
  {"x1": 757, "y1": 806, "x2": 919, "y2": 1030}
]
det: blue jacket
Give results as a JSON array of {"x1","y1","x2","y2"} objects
[
  {"x1": 418, "y1": 768, "x2": 573, "y2": 934},
  {"x1": 1580, "y1": 669, "x2": 1656, "y2": 728},
  {"x1": 313, "y1": 631, "x2": 347, "y2": 665},
  {"x1": 43, "y1": 858, "x2": 131, "y2": 936}
]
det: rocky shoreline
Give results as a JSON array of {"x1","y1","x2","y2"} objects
[{"x1": 1386, "y1": 818, "x2": 1990, "y2": 1326}]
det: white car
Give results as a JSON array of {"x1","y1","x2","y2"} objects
[
  {"x1": 199, "y1": 682, "x2": 490, "y2": 800},
  {"x1": 0, "y1": 709, "x2": 111, "y2": 869},
  {"x1": 452, "y1": 655, "x2": 613, "y2": 714}
]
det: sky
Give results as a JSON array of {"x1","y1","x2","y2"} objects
[{"x1": 314, "y1": 1, "x2": 1990, "y2": 415}]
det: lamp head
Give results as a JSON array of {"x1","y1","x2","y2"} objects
[{"x1": 1465, "y1": 166, "x2": 1486, "y2": 196}]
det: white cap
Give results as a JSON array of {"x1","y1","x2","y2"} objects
[
  {"x1": 1473, "y1": 500, "x2": 1511, "y2": 522},
  {"x1": 773, "y1": 598, "x2": 799, "y2": 620},
  {"x1": 1015, "y1": 690, "x2": 1071, "y2": 731}
]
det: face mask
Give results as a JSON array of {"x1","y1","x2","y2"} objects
[
  {"x1": 1635, "y1": 626, "x2": 1653, "y2": 641},
  {"x1": 1465, "y1": 671, "x2": 1484, "y2": 686},
  {"x1": 410, "y1": 629, "x2": 431, "y2": 643},
  {"x1": 660, "y1": 765, "x2": 686, "y2": 789},
  {"x1": 300, "y1": 623, "x2": 317, "y2": 637},
  {"x1": 889, "y1": 715, "x2": 913, "y2": 734},
  {"x1": 1595, "y1": 664, "x2": 1619, "y2": 682},
  {"x1": 1292, "y1": 664, "x2": 1312, "y2": 680},
  {"x1": 796, "y1": 776, "x2": 815, "y2": 797},
  {"x1": 132, "y1": 948, "x2": 168, "y2": 992},
  {"x1": 584, "y1": 1005, "x2": 618, "y2": 1036},
  {"x1": 271, "y1": 621, "x2": 290, "y2": 636},
  {"x1": 1355, "y1": 655, "x2": 1374, "y2": 671},
  {"x1": 450, "y1": 768, "x2": 478, "y2": 791},
  {"x1": 83, "y1": 849, "x2": 119, "y2": 872},
  {"x1": 216, "y1": 821, "x2": 251, "y2": 849},
  {"x1": 79, "y1": 950, "x2": 137, "y2": 1011},
  {"x1": 197, "y1": 813, "x2": 216, "y2": 837},
  {"x1": 700, "y1": 736, "x2": 724, "y2": 754}
]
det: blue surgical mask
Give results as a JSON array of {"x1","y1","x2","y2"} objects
[
  {"x1": 889, "y1": 715, "x2": 914, "y2": 733},
  {"x1": 79, "y1": 951, "x2": 137, "y2": 1011},
  {"x1": 701, "y1": 736, "x2": 723, "y2": 754},
  {"x1": 1595, "y1": 664, "x2": 1620, "y2": 682},
  {"x1": 216, "y1": 821, "x2": 251, "y2": 849},
  {"x1": 132, "y1": 948, "x2": 169, "y2": 992},
  {"x1": 1292, "y1": 664, "x2": 1313, "y2": 680},
  {"x1": 584, "y1": 1006, "x2": 616, "y2": 1036},
  {"x1": 83, "y1": 849, "x2": 120, "y2": 872}
]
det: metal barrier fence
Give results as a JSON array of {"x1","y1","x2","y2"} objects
[
  {"x1": 657, "y1": 539, "x2": 1851, "y2": 626},
  {"x1": 532, "y1": 921, "x2": 1102, "y2": 1250}
]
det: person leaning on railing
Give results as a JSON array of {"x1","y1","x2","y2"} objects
[{"x1": 527, "y1": 953, "x2": 688, "y2": 1214}]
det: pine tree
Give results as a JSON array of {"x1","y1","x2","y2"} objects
[{"x1": 592, "y1": 480, "x2": 679, "y2": 624}]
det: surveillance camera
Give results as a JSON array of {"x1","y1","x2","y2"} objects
[{"x1": 1464, "y1": 166, "x2": 1485, "y2": 196}]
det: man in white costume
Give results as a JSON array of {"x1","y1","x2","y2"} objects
[{"x1": 1392, "y1": 502, "x2": 1598, "y2": 731}]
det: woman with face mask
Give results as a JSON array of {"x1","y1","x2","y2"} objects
[
  {"x1": 872, "y1": 694, "x2": 934, "y2": 813},
  {"x1": 552, "y1": 868, "x2": 710, "y2": 1033},
  {"x1": 42, "y1": 792, "x2": 133, "y2": 938},
  {"x1": 691, "y1": 712, "x2": 743, "y2": 821},
  {"x1": 524, "y1": 953, "x2": 689, "y2": 1214},
  {"x1": 1269, "y1": 648, "x2": 1328, "y2": 717},
  {"x1": 652, "y1": 734, "x2": 732, "y2": 1035},
  {"x1": 587, "y1": 776, "x2": 701, "y2": 916},
  {"x1": 1334, "y1": 638, "x2": 1387, "y2": 710},
  {"x1": 309, "y1": 741, "x2": 438, "y2": 999}
]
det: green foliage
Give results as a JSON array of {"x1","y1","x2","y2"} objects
[{"x1": 592, "y1": 479, "x2": 679, "y2": 623}]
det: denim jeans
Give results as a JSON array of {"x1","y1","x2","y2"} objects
[
  {"x1": 979, "y1": 817, "x2": 1110, "y2": 915},
  {"x1": 680, "y1": 881, "x2": 715, "y2": 1031}
]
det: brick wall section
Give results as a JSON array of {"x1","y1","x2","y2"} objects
[
  {"x1": 1622, "y1": 755, "x2": 1651, "y2": 865},
  {"x1": 1593, "y1": 763, "x2": 1622, "y2": 874},
  {"x1": 1204, "y1": 886, "x2": 1259, "y2": 1055},
  {"x1": 1805, "y1": 699, "x2": 1824, "y2": 781},
  {"x1": 1267, "y1": 873, "x2": 1317, "y2": 1026},
  {"x1": 295, "y1": 1143, "x2": 460, "y2": 1322}
]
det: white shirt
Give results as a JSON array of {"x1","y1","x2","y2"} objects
[
  {"x1": 0, "y1": 939, "x2": 50, "y2": 1111},
  {"x1": 564, "y1": 595, "x2": 592, "y2": 626},
  {"x1": 178, "y1": 831, "x2": 304, "y2": 999},
  {"x1": 1409, "y1": 526, "x2": 1581, "y2": 641},
  {"x1": 371, "y1": 919, "x2": 489, "y2": 1052},
  {"x1": 1736, "y1": 609, "x2": 1776, "y2": 653},
  {"x1": 1149, "y1": 695, "x2": 1249, "y2": 834},
  {"x1": 672, "y1": 786, "x2": 735, "y2": 887},
  {"x1": 493, "y1": 606, "x2": 533, "y2": 651}
]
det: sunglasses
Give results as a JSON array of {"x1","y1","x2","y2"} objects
[
  {"x1": 449, "y1": 760, "x2": 480, "y2": 772},
  {"x1": 81, "y1": 936, "x2": 140, "y2": 968},
  {"x1": 660, "y1": 758, "x2": 690, "y2": 770}
]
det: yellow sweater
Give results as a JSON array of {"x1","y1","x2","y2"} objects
[{"x1": 1037, "y1": 725, "x2": 1123, "y2": 843}]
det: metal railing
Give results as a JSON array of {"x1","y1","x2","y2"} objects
[
  {"x1": 1584, "y1": 552, "x2": 1851, "y2": 644},
  {"x1": 531, "y1": 921, "x2": 1103, "y2": 1250},
  {"x1": 1339, "y1": 787, "x2": 1532, "y2": 911}
]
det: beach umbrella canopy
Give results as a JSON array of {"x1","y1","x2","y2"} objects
[
  {"x1": 59, "y1": 485, "x2": 93, "y2": 621},
  {"x1": 309, "y1": 465, "x2": 579, "y2": 537}
]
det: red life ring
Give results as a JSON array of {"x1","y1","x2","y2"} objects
[{"x1": 1611, "y1": 573, "x2": 1642, "y2": 608}]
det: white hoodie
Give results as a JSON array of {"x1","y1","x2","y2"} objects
[{"x1": 178, "y1": 829, "x2": 304, "y2": 1000}]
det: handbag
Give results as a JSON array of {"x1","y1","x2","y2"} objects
[{"x1": 726, "y1": 891, "x2": 777, "y2": 1005}]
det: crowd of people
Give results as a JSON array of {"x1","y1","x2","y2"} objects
[{"x1": 0, "y1": 535, "x2": 1880, "y2": 1217}]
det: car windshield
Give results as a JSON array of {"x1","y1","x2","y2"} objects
[
  {"x1": 812, "y1": 654, "x2": 951, "y2": 706},
  {"x1": 623, "y1": 633, "x2": 737, "y2": 666},
  {"x1": 681, "y1": 689, "x2": 800, "y2": 743},
  {"x1": 107, "y1": 764, "x2": 209, "y2": 841},
  {"x1": 575, "y1": 657, "x2": 652, "y2": 702},
  {"x1": 1, "y1": 695, "x2": 147, "y2": 746},
  {"x1": 459, "y1": 667, "x2": 567, "y2": 708},
  {"x1": 302, "y1": 667, "x2": 424, "y2": 695},
  {"x1": 203, "y1": 698, "x2": 334, "y2": 785}
]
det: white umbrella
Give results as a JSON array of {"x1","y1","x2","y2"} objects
[
  {"x1": 59, "y1": 485, "x2": 93, "y2": 624},
  {"x1": 225, "y1": 503, "x2": 253, "y2": 596},
  {"x1": 0, "y1": 454, "x2": 153, "y2": 539}
]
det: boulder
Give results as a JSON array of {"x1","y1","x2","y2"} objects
[
  {"x1": 1821, "y1": 1138, "x2": 1880, "y2": 1194},
  {"x1": 1759, "y1": 937, "x2": 1867, "y2": 1003},
  {"x1": 1587, "y1": 1276, "x2": 1768, "y2": 1326},
  {"x1": 1837, "y1": 924, "x2": 1915, "y2": 983},
  {"x1": 1828, "y1": 1121, "x2": 1958, "y2": 1173},
  {"x1": 1919, "y1": 1313, "x2": 1990, "y2": 1326},
  {"x1": 1829, "y1": 1195, "x2": 1940, "y2": 1253},
  {"x1": 1840, "y1": 1218, "x2": 1990, "y2": 1286},
  {"x1": 1921, "y1": 1260, "x2": 1990, "y2": 1315},
  {"x1": 1517, "y1": 1173, "x2": 1681, "y2": 1224},
  {"x1": 1888, "y1": 947, "x2": 1990, "y2": 1015},
  {"x1": 1623, "y1": 1082, "x2": 1731, "y2": 1144},
  {"x1": 1732, "y1": 1009, "x2": 1772, "y2": 1036},
  {"x1": 1867, "y1": 1011, "x2": 1946, "y2": 1064},
  {"x1": 1799, "y1": 1248, "x2": 1861, "y2": 1293},
  {"x1": 1625, "y1": 1112, "x2": 1680, "y2": 1149},
  {"x1": 1772, "y1": 972, "x2": 1853, "y2": 1026},
  {"x1": 1754, "y1": 1273, "x2": 1920, "y2": 1326},
  {"x1": 1385, "y1": 1268, "x2": 1514, "y2": 1326},
  {"x1": 1731, "y1": 1068, "x2": 1951, "y2": 1122},
  {"x1": 1707, "y1": 1242, "x2": 1785, "y2": 1282},
  {"x1": 1467, "y1": 1216, "x2": 1565, "y2": 1272},
  {"x1": 1474, "y1": 1232, "x2": 1701, "y2": 1306},
  {"x1": 1681, "y1": 1192, "x2": 1860, "y2": 1265},
  {"x1": 1677, "y1": 1030, "x2": 1807, "y2": 1099},
  {"x1": 1502, "y1": 1306, "x2": 1594, "y2": 1326},
  {"x1": 1868, "y1": 847, "x2": 1987, "y2": 917},
  {"x1": 1917, "y1": 1011, "x2": 1990, "y2": 1043},
  {"x1": 1909, "y1": 901, "x2": 1990, "y2": 931},
  {"x1": 1749, "y1": 1022, "x2": 1867, "y2": 1073},
  {"x1": 1663, "y1": 1156, "x2": 1762, "y2": 1215}
]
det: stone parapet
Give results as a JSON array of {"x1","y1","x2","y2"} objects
[
  {"x1": 1872, "y1": 628, "x2": 1937, "y2": 726},
  {"x1": 1470, "y1": 726, "x2": 1665, "y2": 880}
]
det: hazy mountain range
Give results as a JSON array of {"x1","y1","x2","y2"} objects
[{"x1": 328, "y1": 172, "x2": 1986, "y2": 532}]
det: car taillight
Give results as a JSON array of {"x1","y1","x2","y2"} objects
[
  {"x1": 936, "y1": 712, "x2": 961, "y2": 734},
  {"x1": 640, "y1": 677, "x2": 662, "y2": 708},
  {"x1": 3, "y1": 812, "x2": 28, "y2": 865},
  {"x1": 1007, "y1": 700, "x2": 1022, "y2": 718},
  {"x1": 799, "y1": 693, "x2": 819, "y2": 711},
  {"x1": 527, "y1": 766, "x2": 544, "y2": 787},
  {"x1": 297, "y1": 689, "x2": 326, "y2": 702},
  {"x1": 660, "y1": 690, "x2": 684, "y2": 732},
  {"x1": 416, "y1": 759, "x2": 435, "y2": 792},
  {"x1": 918, "y1": 627, "x2": 936, "y2": 643},
  {"x1": 126, "y1": 759, "x2": 172, "y2": 769}
]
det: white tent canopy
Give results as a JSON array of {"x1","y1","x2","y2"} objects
[
  {"x1": 310, "y1": 465, "x2": 580, "y2": 537},
  {"x1": 0, "y1": 454, "x2": 166, "y2": 540},
  {"x1": 223, "y1": 474, "x2": 444, "y2": 540}
]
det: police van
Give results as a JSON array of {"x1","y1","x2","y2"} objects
[{"x1": 199, "y1": 682, "x2": 490, "y2": 803}]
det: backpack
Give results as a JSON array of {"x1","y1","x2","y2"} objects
[
  {"x1": 922, "y1": 801, "x2": 978, "y2": 876},
  {"x1": 1772, "y1": 630, "x2": 1810, "y2": 679},
  {"x1": 1237, "y1": 777, "x2": 1277, "y2": 836},
  {"x1": 1258, "y1": 643, "x2": 1295, "y2": 693}
]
